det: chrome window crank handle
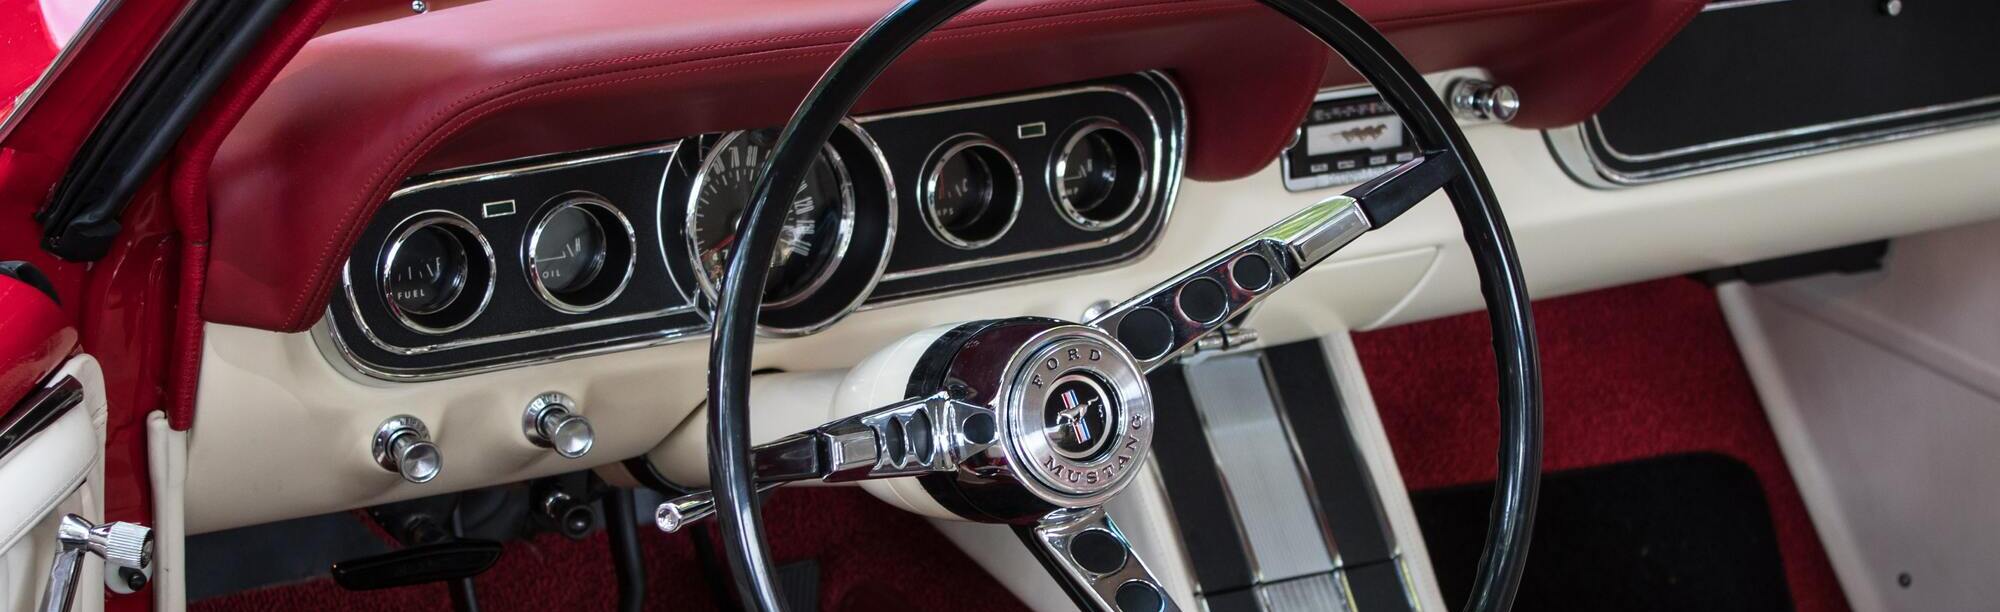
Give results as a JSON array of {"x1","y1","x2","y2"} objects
[{"x1": 37, "y1": 515, "x2": 152, "y2": 612}]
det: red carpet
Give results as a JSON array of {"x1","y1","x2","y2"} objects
[
  {"x1": 189, "y1": 487, "x2": 1028, "y2": 612},
  {"x1": 1354, "y1": 277, "x2": 1850, "y2": 612}
]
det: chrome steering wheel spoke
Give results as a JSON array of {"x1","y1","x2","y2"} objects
[
  {"x1": 1089, "y1": 151, "x2": 1458, "y2": 371},
  {"x1": 756, "y1": 392, "x2": 1000, "y2": 483},
  {"x1": 657, "y1": 393, "x2": 999, "y2": 533},
  {"x1": 1018, "y1": 506, "x2": 1183, "y2": 612}
]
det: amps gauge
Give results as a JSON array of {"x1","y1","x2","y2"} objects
[{"x1": 1280, "y1": 88, "x2": 1422, "y2": 192}]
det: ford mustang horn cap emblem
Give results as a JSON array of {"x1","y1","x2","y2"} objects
[
  {"x1": 1044, "y1": 374, "x2": 1114, "y2": 460},
  {"x1": 1001, "y1": 327, "x2": 1156, "y2": 507}
]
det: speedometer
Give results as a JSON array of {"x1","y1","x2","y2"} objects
[{"x1": 687, "y1": 129, "x2": 856, "y2": 308}]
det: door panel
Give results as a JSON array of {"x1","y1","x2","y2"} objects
[{"x1": 0, "y1": 272, "x2": 109, "y2": 612}]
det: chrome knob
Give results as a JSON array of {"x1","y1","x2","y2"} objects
[
  {"x1": 524, "y1": 392, "x2": 594, "y2": 459},
  {"x1": 373, "y1": 415, "x2": 442, "y2": 484},
  {"x1": 1447, "y1": 78, "x2": 1520, "y2": 123}
]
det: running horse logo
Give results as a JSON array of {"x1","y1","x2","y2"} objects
[
  {"x1": 1340, "y1": 124, "x2": 1390, "y2": 142},
  {"x1": 1055, "y1": 388, "x2": 1100, "y2": 447}
]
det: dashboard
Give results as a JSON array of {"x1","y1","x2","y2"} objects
[
  {"x1": 324, "y1": 73, "x2": 1183, "y2": 379},
  {"x1": 181, "y1": 0, "x2": 2000, "y2": 544}
]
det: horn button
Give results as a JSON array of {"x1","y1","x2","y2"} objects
[{"x1": 919, "y1": 321, "x2": 1155, "y2": 517}]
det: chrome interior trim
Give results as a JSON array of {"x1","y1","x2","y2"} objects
[
  {"x1": 315, "y1": 312, "x2": 711, "y2": 382},
  {"x1": 1024, "y1": 506, "x2": 1185, "y2": 612},
  {"x1": 378, "y1": 210, "x2": 496, "y2": 336},
  {"x1": 0, "y1": 0, "x2": 127, "y2": 144},
  {"x1": 869, "y1": 79, "x2": 1180, "y2": 283},
  {"x1": 919, "y1": 133, "x2": 1023, "y2": 250},
  {"x1": 1548, "y1": 103, "x2": 2000, "y2": 187},
  {"x1": 523, "y1": 193, "x2": 638, "y2": 314},
  {"x1": 1184, "y1": 354, "x2": 1339, "y2": 583},
  {"x1": 1549, "y1": 89, "x2": 2000, "y2": 187},
  {"x1": 1594, "y1": 93, "x2": 2000, "y2": 164},
  {"x1": 391, "y1": 143, "x2": 679, "y2": 200},
  {"x1": 1702, "y1": 0, "x2": 1794, "y2": 12},
  {"x1": 341, "y1": 270, "x2": 697, "y2": 358},
  {"x1": 1256, "y1": 572, "x2": 1353, "y2": 612},
  {"x1": 0, "y1": 376, "x2": 83, "y2": 462}
]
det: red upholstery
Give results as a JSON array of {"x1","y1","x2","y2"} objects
[
  {"x1": 200, "y1": 0, "x2": 1702, "y2": 332},
  {"x1": 0, "y1": 274, "x2": 74, "y2": 410}
]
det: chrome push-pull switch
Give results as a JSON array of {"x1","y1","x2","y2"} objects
[
  {"x1": 523, "y1": 392, "x2": 594, "y2": 459},
  {"x1": 1446, "y1": 78, "x2": 1521, "y2": 123},
  {"x1": 373, "y1": 415, "x2": 442, "y2": 484}
]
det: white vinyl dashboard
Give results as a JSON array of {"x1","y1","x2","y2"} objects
[{"x1": 184, "y1": 69, "x2": 2000, "y2": 535}]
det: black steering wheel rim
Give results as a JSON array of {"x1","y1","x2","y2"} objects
[{"x1": 706, "y1": 1, "x2": 1544, "y2": 610}]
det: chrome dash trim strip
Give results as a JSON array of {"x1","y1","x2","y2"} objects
[
  {"x1": 1702, "y1": 0, "x2": 1793, "y2": 12},
  {"x1": 1547, "y1": 103, "x2": 2000, "y2": 187},
  {"x1": 391, "y1": 142, "x2": 680, "y2": 199},
  {"x1": 315, "y1": 314, "x2": 712, "y2": 382},
  {"x1": 1592, "y1": 92, "x2": 2000, "y2": 165}
]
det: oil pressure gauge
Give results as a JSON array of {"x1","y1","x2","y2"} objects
[{"x1": 526, "y1": 193, "x2": 636, "y2": 313}]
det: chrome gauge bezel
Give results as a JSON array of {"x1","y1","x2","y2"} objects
[
  {"x1": 377, "y1": 210, "x2": 496, "y2": 335},
  {"x1": 683, "y1": 131, "x2": 860, "y2": 311},
  {"x1": 524, "y1": 192, "x2": 638, "y2": 314},
  {"x1": 1048, "y1": 118, "x2": 1149, "y2": 231},
  {"x1": 920, "y1": 133, "x2": 1023, "y2": 250}
]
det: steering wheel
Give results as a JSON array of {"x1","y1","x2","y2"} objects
[{"x1": 698, "y1": 0, "x2": 1543, "y2": 610}]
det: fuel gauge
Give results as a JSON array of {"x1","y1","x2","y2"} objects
[{"x1": 379, "y1": 212, "x2": 494, "y2": 334}]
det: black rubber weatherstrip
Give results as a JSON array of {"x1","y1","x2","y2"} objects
[
  {"x1": 707, "y1": 1, "x2": 1543, "y2": 611},
  {"x1": 36, "y1": 0, "x2": 293, "y2": 261}
]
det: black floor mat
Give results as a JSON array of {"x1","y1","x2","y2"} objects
[{"x1": 1413, "y1": 453, "x2": 1794, "y2": 612}]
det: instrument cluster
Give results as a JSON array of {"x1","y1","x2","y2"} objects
[{"x1": 322, "y1": 72, "x2": 1184, "y2": 380}]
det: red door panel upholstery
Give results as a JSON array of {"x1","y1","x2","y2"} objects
[{"x1": 201, "y1": 0, "x2": 1701, "y2": 332}]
